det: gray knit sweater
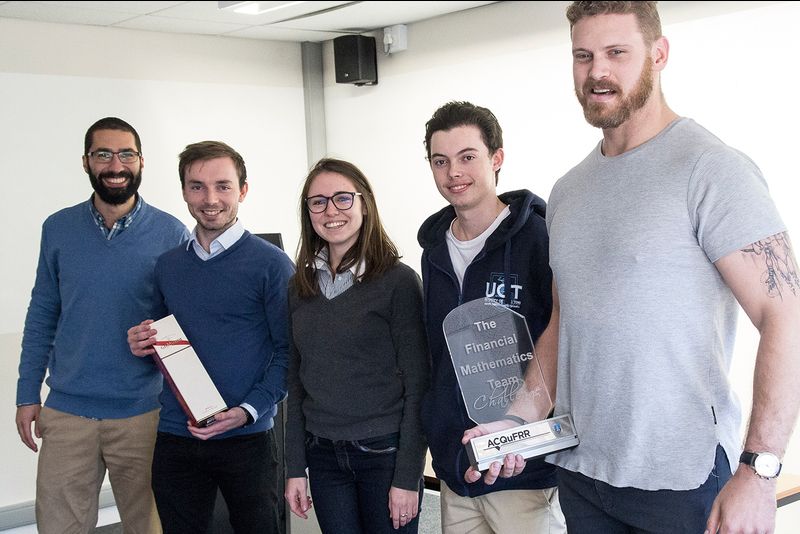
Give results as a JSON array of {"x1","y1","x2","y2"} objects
[{"x1": 285, "y1": 262, "x2": 431, "y2": 491}]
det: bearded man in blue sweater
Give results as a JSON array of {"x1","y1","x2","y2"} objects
[
  {"x1": 16, "y1": 117, "x2": 190, "y2": 534},
  {"x1": 128, "y1": 140, "x2": 295, "y2": 534}
]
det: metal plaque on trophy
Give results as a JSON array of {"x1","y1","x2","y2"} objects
[{"x1": 443, "y1": 297, "x2": 578, "y2": 471}]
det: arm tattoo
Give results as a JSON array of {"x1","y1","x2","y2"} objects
[{"x1": 740, "y1": 232, "x2": 799, "y2": 299}]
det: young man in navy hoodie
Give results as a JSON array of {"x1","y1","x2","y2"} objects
[{"x1": 417, "y1": 101, "x2": 565, "y2": 534}]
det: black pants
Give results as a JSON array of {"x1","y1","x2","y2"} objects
[
  {"x1": 151, "y1": 430, "x2": 281, "y2": 534},
  {"x1": 557, "y1": 444, "x2": 732, "y2": 534}
]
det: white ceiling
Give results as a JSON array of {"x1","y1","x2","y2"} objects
[{"x1": 0, "y1": 1, "x2": 500, "y2": 42}]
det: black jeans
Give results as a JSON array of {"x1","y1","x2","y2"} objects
[
  {"x1": 151, "y1": 430, "x2": 281, "y2": 534},
  {"x1": 306, "y1": 432, "x2": 424, "y2": 534},
  {"x1": 557, "y1": 444, "x2": 732, "y2": 533}
]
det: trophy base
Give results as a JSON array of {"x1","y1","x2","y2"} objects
[{"x1": 466, "y1": 413, "x2": 579, "y2": 471}]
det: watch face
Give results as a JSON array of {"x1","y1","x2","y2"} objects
[{"x1": 754, "y1": 453, "x2": 781, "y2": 477}]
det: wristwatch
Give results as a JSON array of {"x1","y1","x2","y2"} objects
[
  {"x1": 739, "y1": 451, "x2": 782, "y2": 479},
  {"x1": 241, "y1": 407, "x2": 255, "y2": 428}
]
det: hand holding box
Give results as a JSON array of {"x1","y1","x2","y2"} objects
[{"x1": 150, "y1": 314, "x2": 227, "y2": 427}]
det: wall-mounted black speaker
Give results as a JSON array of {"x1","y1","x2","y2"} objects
[{"x1": 333, "y1": 35, "x2": 378, "y2": 86}]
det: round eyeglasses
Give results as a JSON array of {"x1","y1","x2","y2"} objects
[
  {"x1": 87, "y1": 151, "x2": 141, "y2": 163},
  {"x1": 305, "y1": 191, "x2": 362, "y2": 214}
]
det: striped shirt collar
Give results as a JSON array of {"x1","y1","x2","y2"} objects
[
  {"x1": 313, "y1": 247, "x2": 365, "y2": 279},
  {"x1": 313, "y1": 247, "x2": 365, "y2": 298}
]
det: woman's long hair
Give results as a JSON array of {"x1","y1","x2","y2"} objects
[{"x1": 294, "y1": 158, "x2": 399, "y2": 298}]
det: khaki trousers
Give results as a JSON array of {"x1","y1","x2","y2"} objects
[
  {"x1": 440, "y1": 479, "x2": 566, "y2": 534},
  {"x1": 36, "y1": 406, "x2": 162, "y2": 534}
]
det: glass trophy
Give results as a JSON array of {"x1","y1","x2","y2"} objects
[{"x1": 443, "y1": 297, "x2": 578, "y2": 471}]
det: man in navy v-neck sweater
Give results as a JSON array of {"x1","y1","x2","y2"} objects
[{"x1": 128, "y1": 141, "x2": 295, "y2": 534}]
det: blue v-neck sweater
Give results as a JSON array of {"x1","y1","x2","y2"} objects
[
  {"x1": 153, "y1": 231, "x2": 295, "y2": 438},
  {"x1": 17, "y1": 199, "x2": 189, "y2": 418}
]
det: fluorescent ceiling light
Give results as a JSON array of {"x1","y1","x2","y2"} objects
[{"x1": 218, "y1": 1, "x2": 307, "y2": 15}]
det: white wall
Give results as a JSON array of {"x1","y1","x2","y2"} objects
[
  {"x1": 0, "y1": 17, "x2": 309, "y2": 515},
  {"x1": 318, "y1": 0, "x2": 800, "y2": 474}
]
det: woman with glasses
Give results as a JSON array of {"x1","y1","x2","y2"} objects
[{"x1": 284, "y1": 158, "x2": 431, "y2": 534}]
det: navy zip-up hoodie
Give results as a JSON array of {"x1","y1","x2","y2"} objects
[{"x1": 417, "y1": 189, "x2": 557, "y2": 497}]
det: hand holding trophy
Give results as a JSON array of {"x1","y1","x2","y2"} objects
[{"x1": 443, "y1": 298, "x2": 578, "y2": 482}]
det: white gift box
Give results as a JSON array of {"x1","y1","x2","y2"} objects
[{"x1": 150, "y1": 314, "x2": 227, "y2": 427}]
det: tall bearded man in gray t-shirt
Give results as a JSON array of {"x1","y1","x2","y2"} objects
[{"x1": 463, "y1": 2, "x2": 800, "y2": 534}]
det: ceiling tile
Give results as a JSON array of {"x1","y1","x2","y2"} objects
[
  {"x1": 0, "y1": 0, "x2": 502, "y2": 41},
  {"x1": 0, "y1": 0, "x2": 139, "y2": 25},
  {"x1": 146, "y1": 1, "x2": 355, "y2": 25},
  {"x1": 273, "y1": 1, "x2": 497, "y2": 31},
  {"x1": 114, "y1": 14, "x2": 248, "y2": 35},
  {"x1": 38, "y1": 1, "x2": 187, "y2": 15}
]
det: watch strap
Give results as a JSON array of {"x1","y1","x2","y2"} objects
[
  {"x1": 504, "y1": 414, "x2": 528, "y2": 426},
  {"x1": 241, "y1": 407, "x2": 255, "y2": 427},
  {"x1": 739, "y1": 451, "x2": 757, "y2": 467}
]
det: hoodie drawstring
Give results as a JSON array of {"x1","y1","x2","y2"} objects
[{"x1": 503, "y1": 239, "x2": 512, "y2": 307}]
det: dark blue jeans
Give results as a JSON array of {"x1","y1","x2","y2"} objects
[
  {"x1": 305, "y1": 432, "x2": 424, "y2": 534},
  {"x1": 557, "y1": 444, "x2": 732, "y2": 533},
  {"x1": 151, "y1": 430, "x2": 281, "y2": 534}
]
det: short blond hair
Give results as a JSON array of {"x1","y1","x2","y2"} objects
[{"x1": 566, "y1": 1, "x2": 662, "y2": 45}]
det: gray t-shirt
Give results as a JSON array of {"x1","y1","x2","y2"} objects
[{"x1": 545, "y1": 117, "x2": 786, "y2": 490}]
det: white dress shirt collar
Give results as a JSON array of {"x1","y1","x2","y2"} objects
[{"x1": 187, "y1": 219, "x2": 245, "y2": 261}]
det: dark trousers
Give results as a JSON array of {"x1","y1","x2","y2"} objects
[
  {"x1": 306, "y1": 432, "x2": 424, "y2": 534},
  {"x1": 151, "y1": 430, "x2": 281, "y2": 534},
  {"x1": 557, "y1": 444, "x2": 732, "y2": 534}
]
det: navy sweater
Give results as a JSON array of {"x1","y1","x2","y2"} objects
[
  {"x1": 285, "y1": 263, "x2": 431, "y2": 491},
  {"x1": 153, "y1": 231, "x2": 295, "y2": 438},
  {"x1": 417, "y1": 189, "x2": 557, "y2": 497},
  {"x1": 18, "y1": 198, "x2": 189, "y2": 418}
]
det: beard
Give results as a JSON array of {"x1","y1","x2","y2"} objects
[
  {"x1": 88, "y1": 167, "x2": 142, "y2": 206},
  {"x1": 577, "y1": 57, "x2": 654, "y2": 130}
]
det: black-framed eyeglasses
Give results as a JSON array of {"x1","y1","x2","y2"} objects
[
  {"x1": 305, "y1": 191, "x2": 362, "y2": 213},
  {"x1": 87, "y1": 151, "x2": 141, "y2": 163}
]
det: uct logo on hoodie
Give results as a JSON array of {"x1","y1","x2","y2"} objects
[{"x1": 485, "y1": 273, "x2": 522, "y2": 308}]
